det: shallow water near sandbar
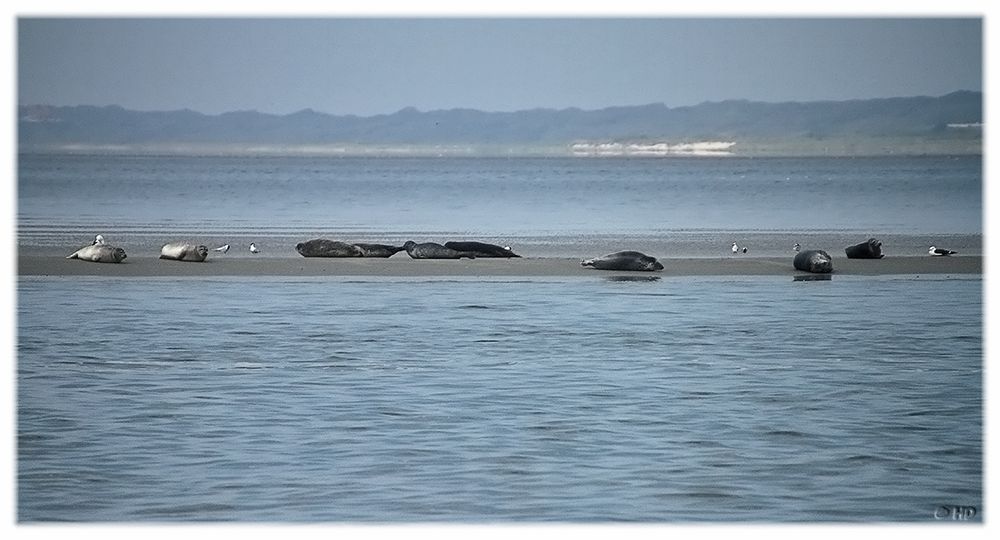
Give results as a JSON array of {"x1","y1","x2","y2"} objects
[
  {"x1": 17, "y1": 275, "x2": 981, "y2": 522},
  {"x1": 18, "y1": 154, "x2": 983, "y2": 258}
]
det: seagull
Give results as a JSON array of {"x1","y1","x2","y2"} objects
[
  {"x1": 929, "y1": 246, "x2": 957, "y2": 256},
  {"x1": 742, "y1": 246, "x2": 748, "y2": 254},
  {"x1": 249, "y1": 242, "x2": 260, "y2": 254},
  {"x1": 93, "y1": 234, "x2": 105, "y2": 245},
  {"x1": 213, "y1": 244, "x2": 230, "y2": 253},
  {"x1": 793, "y1": 243, "x2": 801, "y2": 252},
  {"x1": 731, "y1": 242, "x2": 739, "y2": 254}
]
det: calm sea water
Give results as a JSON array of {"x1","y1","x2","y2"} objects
[
  {"x1": 16, "y1": 154, "x2": 983, "y2": 522},
  {"x1": 18, "y1": 275, "x2": 981, "y2": 522},
  {"x1": 17, "y1": 154, "x2": 982, "y2": 257}
]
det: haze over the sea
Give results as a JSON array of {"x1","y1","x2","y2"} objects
[{"x1": 18, "y1": 17, "x2": 981, "y2": 117}]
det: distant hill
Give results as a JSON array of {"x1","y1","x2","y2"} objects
[{"x1": 18, "y1": 91, "x2": 982, "y2": 155}]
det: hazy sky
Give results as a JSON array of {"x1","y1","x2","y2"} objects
[{"x1": 17, "y1": 17, "x2": 982, "y2": 116}]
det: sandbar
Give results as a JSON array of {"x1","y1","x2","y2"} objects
[{"x1": 18, "y1": 255, "x2": 982, "y2": 278}]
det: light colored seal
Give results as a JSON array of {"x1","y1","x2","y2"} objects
[
  {"x1": 444, "y1": 241, "x2": 521, "y2": 258},
  {"x1": 295, "y1": 239, "x2": 363, "y2": 258},
  {"x1": 66, "y1": 244, "x2": 127, "y2": 263},
  {"x1": 581, "y1": 251, "x2": 663, "y2": 271},
  {"x1": 793, "y1": 249, "x2": 833, "y2": 273},
  {"x1": 403, "y1": 241, "x2": 476, "y2": 259},
  {"x1": 160, "y1": 242, "x2": 209, "y2": 262}
]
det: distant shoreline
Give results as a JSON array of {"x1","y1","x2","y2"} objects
[
  {"x1": 18, "y1": 255, "x2": 982, "y2": 278},
  {"x1": 16, "y1": 136, "x2": 983, "y2": 158},
  {"x1": 19, "y1": 92, "x2": 982, "y2": 158}
]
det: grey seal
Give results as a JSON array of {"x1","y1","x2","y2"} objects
[
  {"x1": 581, "y1": 251, "x2": 663, "y2": 271},
  {"x1": 160, "y1": 242, "x2": 209, "y2": 262},
  {"x1": 354, "y1": 243, "x2": 405, "y2": 258},
  {"x1": 444, "y1": 241, "x2": 521, "y2": 258},
  {"x1": 403, "y1": 241, "x2": 477, "y2": 259},
  {"x1": 793, "y1": 249, "x2": 833, "y2": 273},
  {"x1": 66, "y1": 244, "x2": 127, "y2": 263},
  {"x1": 295, "y1": 239, "x2": 363, "y2": 258},
  {"x1": 845, "y1": 238, "x2": 884, "y2": 259}
]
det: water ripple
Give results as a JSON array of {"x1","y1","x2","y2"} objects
[{"x1": 17, "y1": 276, "x2": 982, "y2": 522}]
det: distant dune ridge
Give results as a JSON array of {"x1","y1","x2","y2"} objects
[{"x1": 18, "y1": 91, "x2": 981, "y2": 156}]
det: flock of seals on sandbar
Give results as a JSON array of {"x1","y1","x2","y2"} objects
[{"x1": 61, "y1": 234, "x2": 961, "y2": 274}]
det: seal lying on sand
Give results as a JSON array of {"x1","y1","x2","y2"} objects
[
  {"x1": 845, "y1": 238, "x2": 884, "y2": 259},
  {"x1": 296, "y1": 239, "x2": 363, "y2": 258},
  {"x1": 66, "y1": 244, "x2": 127, "y2": 263},
  {"x1": 354, "y1": 243, "x2": 405, "y2": 258},
  {"x1": 403, "y1": 241, "x2": 477, "y2": 259},
  {"x1": 444, "y1": 241, "x2": 521, "y2": 258},
  {"x1": 793, "y1": 249, "x2": 834, "y2": 273},
  {"x1": 160, "y1": 242, "x2": 209, "y2": 262},
  {"x1": 581, "y1": 251, "x2": 663, "y2": 271}
]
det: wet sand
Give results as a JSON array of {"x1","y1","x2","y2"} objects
[{"x1": 19, "y1": 254, "x2": 982, "y2": 278}]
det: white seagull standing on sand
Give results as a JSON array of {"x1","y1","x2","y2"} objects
[
  {"x1": 793, "y1": 243, "x2": 800, "y2": 252},
  {"x1": 928, "y1": 246, "x2": 957, "y2": 256},
  {"x1": 731, "y1": 242, "x2": 739, "y2": 254},
  {"x1": 93, "y1": 234, "x2": 105, "y2": 245},
  {"x1": 249, "y1": 242, "x2": 260, "y2": 254},
  {"x1": 213, "y1": 244, "x2": 230, "y2": 253}
]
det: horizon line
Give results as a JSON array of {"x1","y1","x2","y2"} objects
[{"x1": 17, "y1": 89, "x2": 981, "y2": 119}]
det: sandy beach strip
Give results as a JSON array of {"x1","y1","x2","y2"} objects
[{"x1": 18, "y1": 255, "x2": 982, "y2": 278}]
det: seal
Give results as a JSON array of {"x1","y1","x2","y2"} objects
[
  {"x1": 444, "y1": 241, "x2": 521, "y2": 258},
  {"x1": 66, "y1": 244, "x2": 127, "y2": 263},
  {"x1": 845, "y1": 238, "x2": 884, "y2": 259},
  {"x1": 581, "y1": 251, "x2": 663, "y2": 271},
  {"x1": 295, "y1": 239, "x2": 363, "y2": 258},
  {"x1": 353, "y1": 243, "x2": 405, "y2": 258},
  {"x1": 160, "y1": 242, "x2": 209, "y2": 262},
  {"x1": 793, "y1": 249, "x2": 833, "y2": 273},
  {"x1": 403, "y1": 241, "x2": 476, "y2": 259}
]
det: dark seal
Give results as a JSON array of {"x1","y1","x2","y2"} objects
[
  {"x1": 353, "y1": 243, "x2": 405, "y2": 258},
  {"x1": 844, "y1": 238, "x2": 884, "y2": 259},
  {"x1": 403, "y1": 241, "x2": 476, "y2": 259},
  {"x1": 793, "y1": 249, "x2": 834, "y2": 273},
  {"x1": 581, "y1": 251, "x2": 664, "y2": 272},
  {"x1": 295, "y1": 239, "x2": 363, "y2": 258},
  {"x1": 444, "y1": 241, "x2": 521, "y2": 258}
]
